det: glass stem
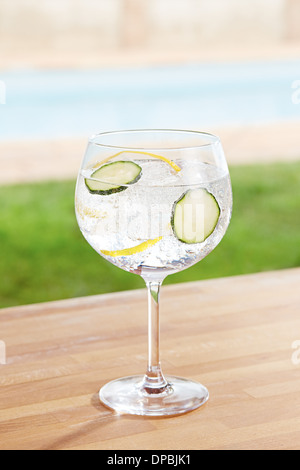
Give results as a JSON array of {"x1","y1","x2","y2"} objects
[{"x1": 142, "y1": 280, "x2": 169, "y2": 395}]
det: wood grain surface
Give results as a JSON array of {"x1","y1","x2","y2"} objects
[{"x1": 0, "y1": 268, "x2": 300, "y2": 450}]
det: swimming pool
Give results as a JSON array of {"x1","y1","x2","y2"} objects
[{"x1": 0, "y1": 60, "x2": 299, "y2": 141}]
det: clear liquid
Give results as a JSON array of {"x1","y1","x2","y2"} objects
[{"x1": 75, "y1": 159, "x2": 232, "y2": 280}]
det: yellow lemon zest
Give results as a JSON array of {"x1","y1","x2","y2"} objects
[
  {"x1": 101, "y1": 237, "x2": 163, "y2": 257},
  {"x1": 76, "y1": 200, "x2": 103, "y2": 219},
  {"x1": 92, "y1": 150, "x2": 181, "y2": 173}
]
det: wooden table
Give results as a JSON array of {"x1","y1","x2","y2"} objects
[{"x1": 0, "y1": 268, "x2": 300, "y2": 450}]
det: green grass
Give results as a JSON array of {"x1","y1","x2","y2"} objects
[{"x1": 0, "y1": 161, "x2": 300, "y2": 308}]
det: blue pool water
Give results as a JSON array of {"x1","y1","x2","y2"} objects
[{"x1": 0, "y1": 60, "x2": 299, "y2": 141}]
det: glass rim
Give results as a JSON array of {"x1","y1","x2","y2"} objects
[{"x1": 88, "y1": 129, "x2": 221, "y2": 151}]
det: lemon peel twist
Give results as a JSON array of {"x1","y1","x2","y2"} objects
[
  {"x1": 101, "y1": 237, "x2": 163, "y2": 257},
  {"x1": 92, "y1": 150, "x2": 181, "y2": 173}
]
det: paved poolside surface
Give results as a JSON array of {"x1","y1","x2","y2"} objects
[
  {"x1": 1, "y1": 43, "x2": 300, "y2": 70},
  {"x1": 1, "y1": 120, "x2": 299, "y2": 185}
]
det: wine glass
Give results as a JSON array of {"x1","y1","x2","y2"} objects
[{"x1": 75, "y1": 129, "x2": 232, "y2": 416}]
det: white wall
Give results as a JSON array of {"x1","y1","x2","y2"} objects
[
  {"x1": 0, "y1": 0, "x2": 294, "y2": 55},
  {"x1": 0, "y1": 0, "x2": 122, "y2": 49},
  {"x1": 148, "y1": 0, "x2": 286, "y2": 46}
]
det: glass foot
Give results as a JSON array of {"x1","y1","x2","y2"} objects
[{"x1": 99, "y1": 375, "x2": 209, "y2": 416}]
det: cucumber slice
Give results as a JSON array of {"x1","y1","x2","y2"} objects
[
  {"x1": 171, "y1": 188, "x2": 220, "y2": 243},
  {"x1": 85, "y1": 161, "x2": 142, "y2": 195}
]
